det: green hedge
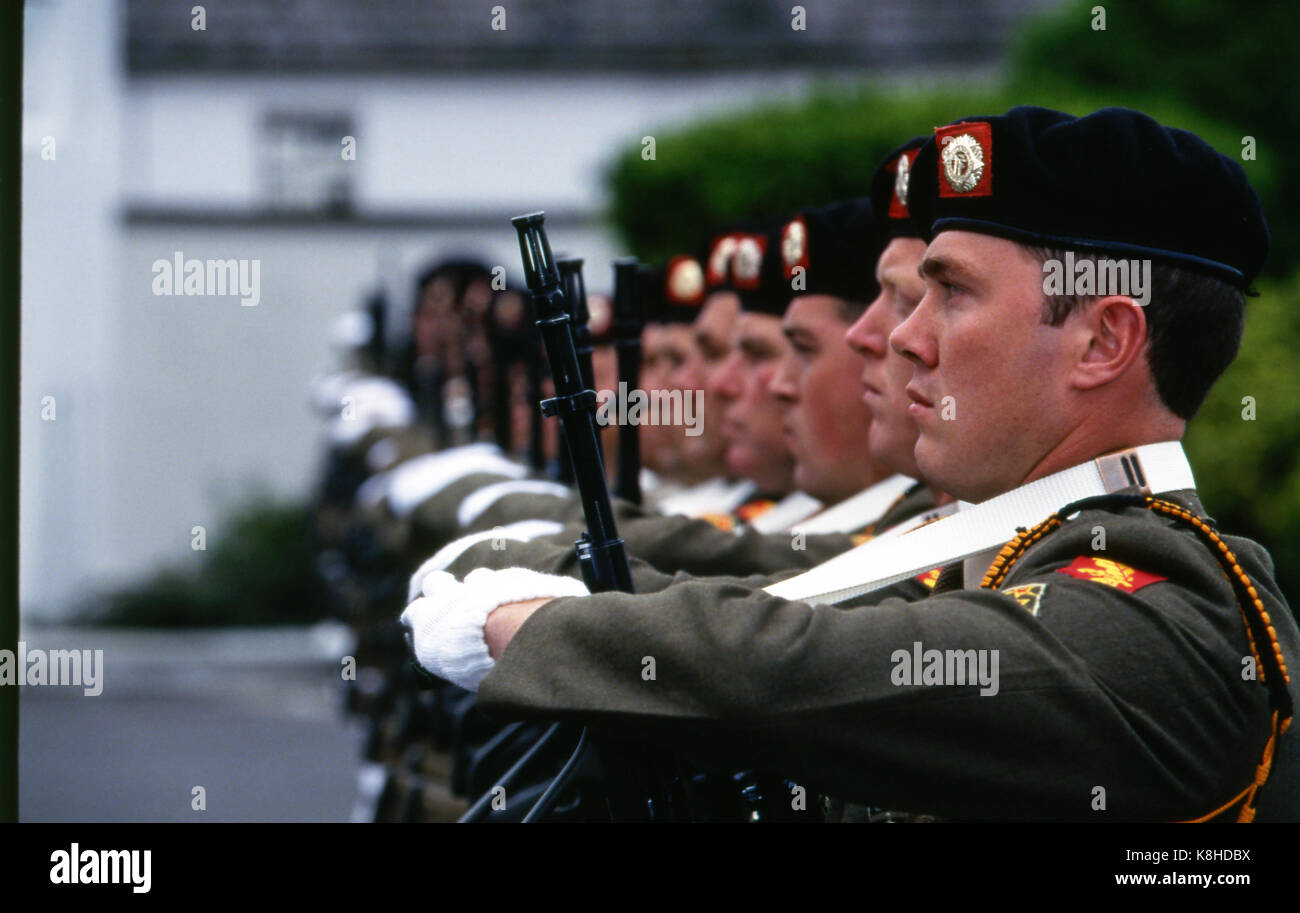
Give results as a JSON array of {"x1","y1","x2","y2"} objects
[
  {"x1": 1184, "y1": 271, "x2": 1300, "y2": 601},
  {"x1": 87, "y1": 498, "x2": 329, "y2": 627}
]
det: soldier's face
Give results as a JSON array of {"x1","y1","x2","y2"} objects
[
  {"x1": 415, "y1": 277, "x2": 460, "y2": 357},
  {"x1": 639, "y1": 324, "x2": 690, "y2": 475},
  {"x1": 845, "y1": 237, "x2": 928, "y2": 478},
  {"x1": 891, "y1": 231, "x2": 1071, "y2": 502},
  {"x1": 462, "y1": 278, "x2": 492, "y2": 320},
  {"x1": 771, "y1": 295, "x2": 881, "y2": 504},
  {"x1": 710, "y1": 312, "x2": 795, "y2": 493},
  {"x1": 675, "y1": 292, "x2": 738, "y2": 392},
  {"x1": 506, "y1": 362, "x2": 533, "y2": 460},
  {"x1": 672, "y1": 292, "x2": 738, "y2": 476},
  {"x1": 645, "y1": 323, "x2": 693, "y2": 383}
]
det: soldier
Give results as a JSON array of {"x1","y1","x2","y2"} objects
[
  {"x1": 671, "y1": 231, "x2": 751, "y2": 496},
  {"x1": 636, "y1": 256, "x2": 712, "y2": 502},
  {"x1": 769, "y1": 200, "x2": 893, "y2": 509},
  {"x1": 399, "y1": 258, "x2": 493, "y2": 448},
  {"x1": 709, "y1": 225, "x2": 801, "y2": 523},
  {"x1": 405, "y1": 107, "x2": 1300, "y2": 822}
]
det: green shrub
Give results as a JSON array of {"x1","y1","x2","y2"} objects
[
  {"x1": 1184, "y1": 271, "x2": 1300, "y2": 603},
  {"x1": 88, "y1": 499, "x2": 329, "y2": 627}
]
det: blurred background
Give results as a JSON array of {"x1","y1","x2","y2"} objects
[{"x1": 17, "y1": 0, "x2": 1299, "y2": 820}]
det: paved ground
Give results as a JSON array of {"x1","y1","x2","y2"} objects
[{"x1": 18, "y1": 624, "x2": 365, "y2": 822}]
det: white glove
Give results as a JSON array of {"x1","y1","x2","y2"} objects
[{"x1": 400, "y1": 567, "x2": 590, "y2": 692}]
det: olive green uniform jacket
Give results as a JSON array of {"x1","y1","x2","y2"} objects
[{"x1": 475, "y1": 490, "x2": 1300, "y2": 822}]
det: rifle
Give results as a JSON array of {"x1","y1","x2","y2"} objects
[
  {"x1": 456, "y1": 242, "x2": 623, "y2": 822},
  {"x1": 550, "y1": 257, "x2": 589, "y2": 487},
  {"x1": 557, "y1": 257, "x2": 596, "y2": 391},
  {"x1": 504, "y1": 213, "x2": 686, "y2": 821},
  {"x1": 364, "y1": 286, "x2": 388, "y2": 376},
  {"x1": 515, "y1": 221, "x2": 631, "y2": 594},
  {"x1": 611, "y1": 259, "x2": 644, "y2": 505},
  {"x1": 524, "y1": 332, "x2": 546, "y2": 473}
]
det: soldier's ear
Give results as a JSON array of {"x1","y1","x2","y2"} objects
[{"x1": 1069, "y1": 296, "x2": 1148, "y2": 392}]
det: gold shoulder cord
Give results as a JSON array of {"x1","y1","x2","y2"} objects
[{"x1": 979, "y1": 495, "x2": 1293, "y2": 823}]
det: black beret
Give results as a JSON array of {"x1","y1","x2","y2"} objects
[
  {"x1": 907, "y1": 106, "x2": 1269, "y2": 288},
  {"x1": 870, "y1": 137, "x2": 928, "y2": 239},
  {"x1": 700, "y1": 219, "x2": 766, "y2": 294},
  {"x1": 702, "y1": 232, "x2": 740, "y2": 293},
  {"x1": 777, "y1": 197, "x2": 884, "y2": 304},
  {"x1": 640, "y1": 256, "x2": 707, "y2": 325},
  {"x1": 414, "y1": 257, "x2": 493, "y2": 301},
  {"x1": 734, "y1": 223, "x2": 790, "y2": 317}
]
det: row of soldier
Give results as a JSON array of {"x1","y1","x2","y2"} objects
[
  {"x1": 317, "y1": 105, "x2": 1300, "y2": 822},
  {"x1": 311, "y1": 200, "x2": 886, "y2": 818}
]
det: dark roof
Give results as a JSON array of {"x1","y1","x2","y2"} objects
[{"x1": 125, "y1": 0, "x2": 1061, "y2": 74}]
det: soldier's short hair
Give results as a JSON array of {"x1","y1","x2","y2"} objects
[{"x1": 1023, "y1": 245, "x2": 1245, "y2": 420}]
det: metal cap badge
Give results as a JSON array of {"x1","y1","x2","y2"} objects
[
  {"x1": 936, "y1": 122, "x2": 993, "y2": 198},
  {"x1": 665, "y1": 255, "x2": 705, "y2": 306},
  {"x1": 781, "y1": 216, "x2": 809, "y2": 280}
]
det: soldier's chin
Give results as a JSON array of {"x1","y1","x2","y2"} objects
[
  {"x1": 793, "y1": 462, "x2": 839, "y2": 502},
  {"x1": 870, "y1": 423, "x2": 920, "y2": 480},
  {"x1": 913, "y1": 436, "x2": 956, "y2": 495},
  {"x1": 723, "y1": 445, "x2": 753, "y2": 481},
  {"x1": 683, "y1": 434, "x2": 727, "y2": 471}
]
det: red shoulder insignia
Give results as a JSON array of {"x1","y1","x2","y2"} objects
[{"x1": 1055, "y1": 556, "x2": 1167, "y2": 593}]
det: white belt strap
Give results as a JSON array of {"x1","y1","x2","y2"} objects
[
  {"x1": 388, "y1": 449, "x2": 527, "y2": 518},
  {"x1": 749, "y1": 491, "x2": 824, "y2": 534},
  {"x1": 765, "y1": 442, "x2": 1194, "y2": 605},
  {"x1": 457, "y1": 479, "x2": 572, "y2": 527},
  {"x1": 791, "y1": 474, "x2": 917, "y2": 536},
  {"x1": 870, "y1": 499, "x2": 960, "y2": 540},
  {"x1": 657, "y1": 479, "x2": 757, "y2": 519}
]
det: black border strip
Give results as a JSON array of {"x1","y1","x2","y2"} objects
[{"x1": 1, "y1": 0, "x2": 23, "y2": 824}]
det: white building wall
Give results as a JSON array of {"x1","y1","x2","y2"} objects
[
  {"x1": 22, "y1": 0, "x2": 125, "y2": 618},
  {"x1": 122, "y1": 72, "x2": 829, "y2": 211}
]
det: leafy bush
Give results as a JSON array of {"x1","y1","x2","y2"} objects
[
  {"x1": 88, "y1": 499, "x2": 329, "y2": 627},
  {"x1": 1184, "y1": 272, "x2": 1300, "y2": 601}
]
